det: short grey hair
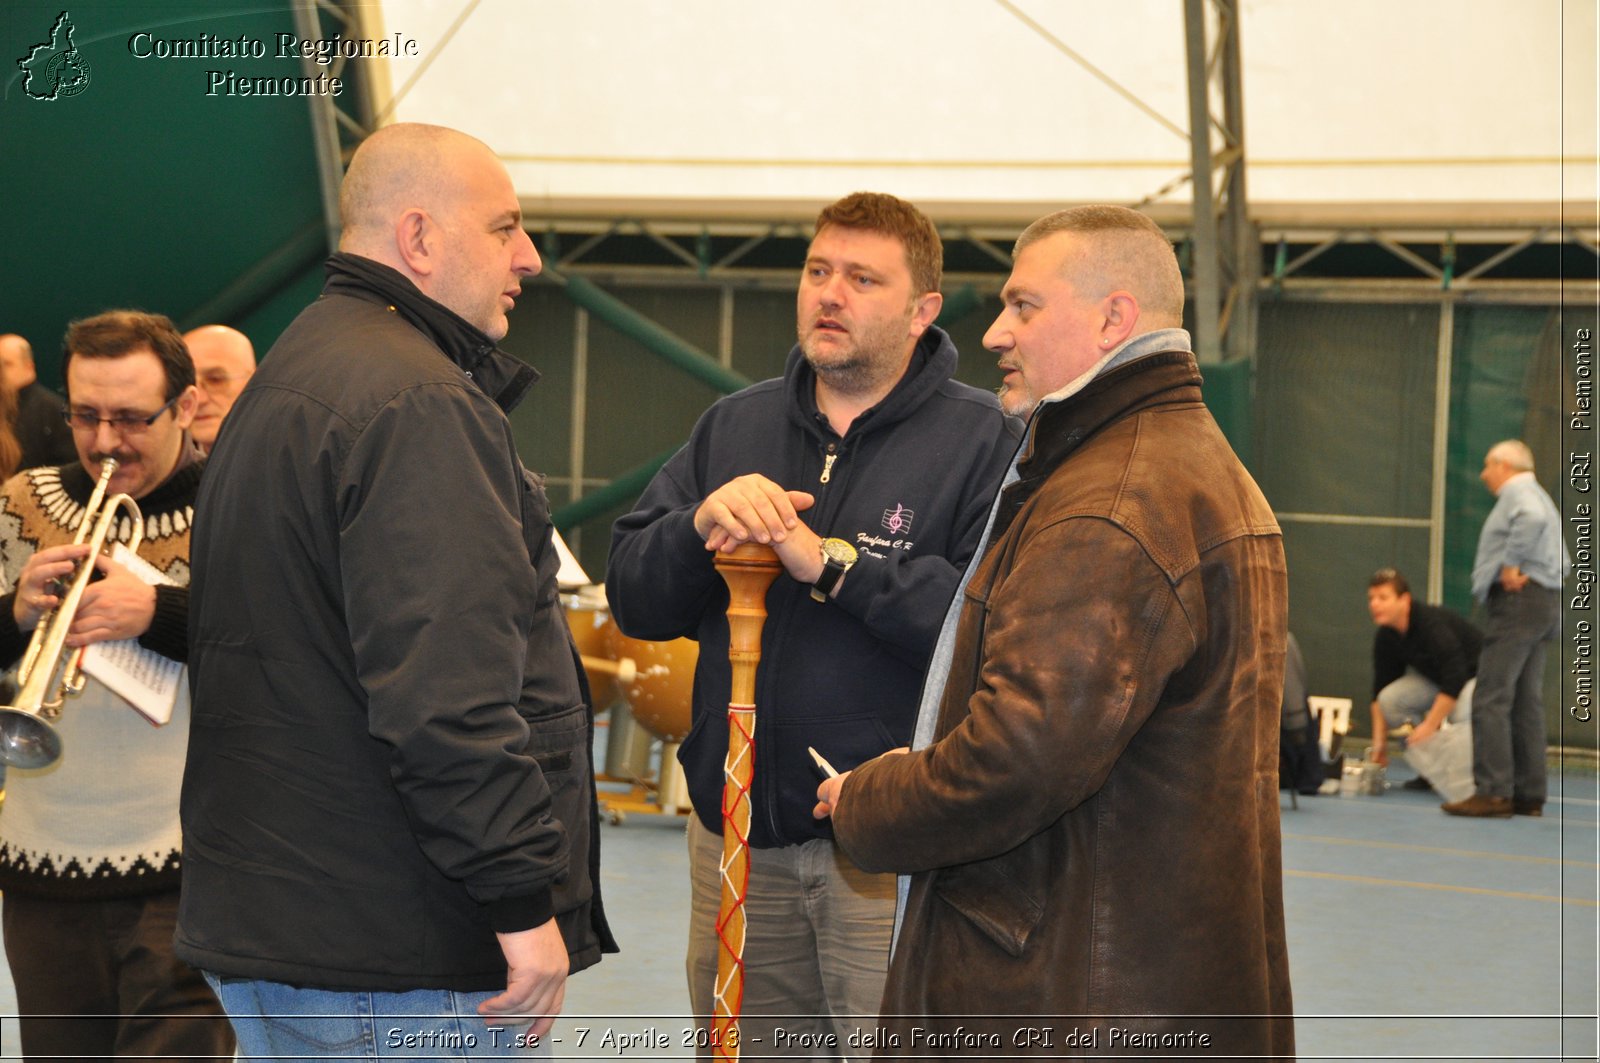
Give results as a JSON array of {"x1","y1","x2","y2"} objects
[
  {"x1": 1013, "y1": 205, "x2": 1184, "y2": 327},
  {"x1": 1487, "y1": 439, "x2": 1534, "y2": 471}
]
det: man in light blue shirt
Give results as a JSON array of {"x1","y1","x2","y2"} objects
[{"x1": 1443, "y1": 440, "x2": 1570, "y2": 817}]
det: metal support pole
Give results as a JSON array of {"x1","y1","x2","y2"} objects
[
  {"x1": 718, "y1": 286, "x2": 736, "y2": 368},
  {"x1": 1426, "y1": 301, "x2": 1456, "y2": 603},
  {"x1": 1184, "y1": 0, "x2": 1254, "y2": 368},
  {"x1": 293, "y1": 0, "x2": 346, "y2": 250},
  {"x1": 546, "y1": 270, "x2": 751, "y2": 395},
  {"x1": 569, "y1": 305, "x2": 591, "y2": 556},
  {"x1": 1184, "y1": 0, "x2": 1222, "y2": 365},
  {"x1": 292, "y1": 0, "x2": 385, "y2": 248},
  {"x1": 179, "y1": 220, "x2": 327, "y2": 329},
  {"x1": 1218, "y1": 4, "x2": 1257, "y2": 364}
]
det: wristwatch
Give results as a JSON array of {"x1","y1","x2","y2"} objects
[{"x1": 811, "y1": 538, "x2": 858, "y2": 602}]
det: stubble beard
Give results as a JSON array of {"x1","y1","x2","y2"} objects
[
  {"x1": 801, "y1": 318, "x2": 912, "y2": 399},
  {"x1": 997, "y1": 381, "x2": 1037, "y2": 419},
  {"x1": 808, "y1": 351, "x2": 896, "y2": 396}
]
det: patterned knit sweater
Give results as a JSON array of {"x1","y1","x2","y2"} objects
[{"x1": 0, "y1": 460, "x2": 199, "y2": 899}]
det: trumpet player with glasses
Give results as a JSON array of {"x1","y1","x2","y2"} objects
[{"x1": 0, "y1": 310, "x2": 232, "y2": 1060}]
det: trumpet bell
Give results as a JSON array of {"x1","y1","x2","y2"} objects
[{"x1": 0, "y1": 706, "x2": 62, "y2": 769}]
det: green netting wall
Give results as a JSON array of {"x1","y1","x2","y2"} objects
[
  {"x1": 509, "y1": 282, "x2": 1593, "y2": 753},
  {"x1": 1254, "y1": 297, "x2": 1597, "y2": 749}
]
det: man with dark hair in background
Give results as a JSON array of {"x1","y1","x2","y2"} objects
[
  {"x1": 1366, "y1": 567, "x2": 1480, "y2": 794},
  {"x1": 608, "y1": 191, "x2": 1017, "y2": 1057},
  {"x1": 0, "y1": 309, "x2": 231, "y2": 1059}
]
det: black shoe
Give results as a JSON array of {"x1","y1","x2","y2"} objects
[
  {"x1": 1402, "y1": 776, "x2": 1432, "y2": 791},
  {"x1": 1513, "y1": 799, "x2": 1544, "y2": 817}
]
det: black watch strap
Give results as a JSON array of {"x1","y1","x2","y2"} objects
[{"x1": 811, "y1": 558, "x2": 847, "y2": 602}]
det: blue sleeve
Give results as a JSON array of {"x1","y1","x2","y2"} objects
[{"x1": 1500, "y1": 493, "x2": 1544, "y2": 571}]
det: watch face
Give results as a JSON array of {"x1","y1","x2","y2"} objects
[{"x1": 821, "y1": 538, "x2": 858, "y2": 565}]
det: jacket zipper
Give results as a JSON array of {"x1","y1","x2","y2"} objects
[{"x1": 761, "y1": 438, "x2": 845, "y2": 841}]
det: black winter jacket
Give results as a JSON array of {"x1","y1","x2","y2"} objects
[
  {"x1": 607, "y1": 329, "x2": 1018, "y2": 847},
  {"x1": 176, "y1": 254, "x2": 615, "y2": 991}
]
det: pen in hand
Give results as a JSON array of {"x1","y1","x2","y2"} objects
[
  {"x1": 808, "y1": 746, "x2": 839, "y2": 778},
  {"x1": 811, "y1": 747, "x2": 845, "y2": 820}
]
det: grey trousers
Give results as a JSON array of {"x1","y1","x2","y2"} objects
[
  {"x1": 1472, "y1": 583, "x2": 1560, "y2": 800},
  {"x1": 686, "y1": 815, "x2": 893, "y2": 1061},
  {"x1": 1375, "y1": 668, "x2": 1475, "y2": 729}
]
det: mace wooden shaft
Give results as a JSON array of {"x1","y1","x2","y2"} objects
[
  {"x1": 710, "y1": 542, "x2": 781, "y2": 1061},
  {"x1": 721, "y1": 545, "x2": 781, "y2": 701}
]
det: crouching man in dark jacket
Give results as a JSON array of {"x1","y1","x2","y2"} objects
[{"x1": 177, "y1": 123, "x2": 615, "y2": 1058}]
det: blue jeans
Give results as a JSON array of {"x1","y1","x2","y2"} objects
[{"x1": 203, "y1": 973, "x2": 553, "y2": 1059}]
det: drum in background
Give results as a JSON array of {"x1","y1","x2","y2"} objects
[
  {"x1": 605, "y1": 627, "x2": 697, "y2": 743},
  {"x1": 568, "y1": 587, "x2": 698, "y2": 820}
]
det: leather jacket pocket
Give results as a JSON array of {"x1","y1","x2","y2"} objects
[{"x1": 933, "y1": 858, "x2": 1046, "y2": 958}]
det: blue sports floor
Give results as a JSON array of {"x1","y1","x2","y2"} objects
[
  {"x1": 0, "y1": 747, "x2": 1594, "y2": 1060},
  {"x1": 553, "y1": 749, "x2": 1600, "y2": 1062}
]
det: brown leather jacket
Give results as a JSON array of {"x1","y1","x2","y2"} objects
[{"x1": 835, "y1": 350, "x2": 1294, "y2": 1060}]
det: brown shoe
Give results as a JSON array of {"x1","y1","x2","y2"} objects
[
  {"x1": 1441, "y1": 794, "x2": 1513, "y2": 818},
  {"x1": 1513, "y1": 799, "x2": 1544, "y2": 817}
]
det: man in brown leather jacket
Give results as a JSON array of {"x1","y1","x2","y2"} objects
[{"x1": 820, "y1": 206, "x2": 1295, "y2": 1059}]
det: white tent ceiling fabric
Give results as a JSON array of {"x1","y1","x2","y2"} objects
[{"x1": 369, "y1": 0, "x2": 1597, "y2": 223}]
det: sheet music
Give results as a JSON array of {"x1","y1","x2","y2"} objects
[{"x1": 77, "y1": 543, "x2": 185, "y2": 726}]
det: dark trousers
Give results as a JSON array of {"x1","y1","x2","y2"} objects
[
  {"x1": 1472, "y1": 583, "x2": 1560, "y2": 801},
  {"x1": 2, "y1": 889, "x2": 235, "y2": 1061}
]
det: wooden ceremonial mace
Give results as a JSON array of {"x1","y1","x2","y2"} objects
[{"x1": 710, "y1": 542, "x2": 782, "y2": 1061}]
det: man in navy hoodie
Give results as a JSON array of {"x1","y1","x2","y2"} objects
[{"x1": 608, "y1": 192, "x2": 1017, "y2": 1058}]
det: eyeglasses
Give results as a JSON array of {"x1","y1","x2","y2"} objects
[{"x1": 63, "y1": 394, "x2": 182, "y2": 435}]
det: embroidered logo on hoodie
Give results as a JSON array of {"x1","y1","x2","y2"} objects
[{"x1": 882, "y1": 504, "x2": 914, "y2": 536}]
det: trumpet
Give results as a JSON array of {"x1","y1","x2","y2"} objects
[{"x1": 0, "y1": 459, "x2": 144, "y2": 768}]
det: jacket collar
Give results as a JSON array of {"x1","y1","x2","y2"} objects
[
  {"x1": 322, "y1": 253, "x2": 539, "y2": 415},
  {"x1": 785, "y1": 325, "x2": 959, "y2": 440},
  {"x1": 1016, "y1": 349, "x2": 1204, "y2": 481},
  {"x1": 983, "y1": 350, "x2": 1202, "y2": 545}
]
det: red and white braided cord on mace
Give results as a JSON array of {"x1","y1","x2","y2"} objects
[{"x1": 711, "y1": 543, "x2": 781, "y2": 1062}]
